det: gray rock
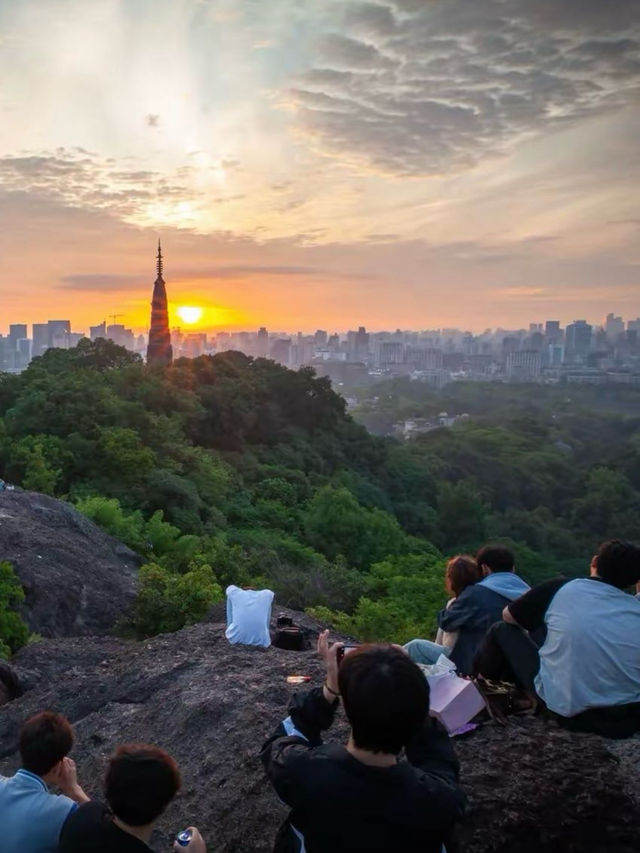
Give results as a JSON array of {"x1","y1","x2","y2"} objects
[
  {"x1": 1, "y1": 611, "x2": 638, "y2": 853},
  {"x1": 0, "y1": 491, "x2": 139, "y2": 637}
]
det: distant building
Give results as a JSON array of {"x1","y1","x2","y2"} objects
[
  {"x1": 270, "y1": 338, "x2": 291, "y2": 366},
  {"x1": 605, "y1": 313, "x2": 625, "y2": 340},
  {"x1": 106, "y1": 324, "x2": 135, "y2": 350},
  {"x1": 146, "y1": 240, "x2": 173, "y2": 366},
  {"x1": 565, "y1": 320, "x2": 592, "y2": 362},
  {"x1": 257, "y1": 326, "x2": 269, "y2": 358},
  {"x1": 544, "y1": 320, "x2": 562, "y2": 344},
  {"x1": 506, "y1": 350, "x2": 542, "y2": 380},
  {"x1": 90, "y1": 321, "x2": 107, "y2": 340}
]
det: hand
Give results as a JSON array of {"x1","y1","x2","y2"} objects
[
  {"x1": 56, "y1": 757, "x2": 78, "y2": 792},
  {"x1": 53, "y1": 757, "x2": 89, "y2": 804},
  {"x1": 174, "y1": 827, "x2": 206, "y2": 853},
  {"x1": 317, "y1": 629, "x2": 342, "y2": 697}
]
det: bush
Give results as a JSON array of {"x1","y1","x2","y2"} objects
[
  {"x1": 128, "y1": 562, "x2": 224, "y2": 638},
  {"x1": 0, "y1": 561, "x2": 30, "y2": 658}
]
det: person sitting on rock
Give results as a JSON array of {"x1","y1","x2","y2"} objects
[
  {"x1": 59, "y1": 743, "x2": 207, "y2": 853},
  {"x1": 474, "y1": 539, "x2": 640, "y2": 738},
  {"x1": 404, "y1": 554, "x2": 482, "y2": 665},
  {"x1": 261, "y1": 630, "x2": 465, "y2": 853},
  {"x1": 435, "y1": 544, "x2": 530, "y2": 674},
  {"x1": 0, "y1": 711, "x2": 90, "y2": 853}
]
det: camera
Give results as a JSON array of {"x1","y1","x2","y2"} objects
[{"x1": 336, "y1": 644, "x2": 359, "y2": 665}]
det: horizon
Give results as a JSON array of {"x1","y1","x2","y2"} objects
[{"x1": 1, "y1": 0, "x2": 639, "y2": 331}]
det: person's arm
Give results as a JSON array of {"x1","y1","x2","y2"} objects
[
  {"x1": 405, "y1": 717, "x2": 466, "y2": 820},
  {"x1": 502, "y1": 606, "x2": 518, "y2": 625},
  {"x1": 438, "y1": 589, "x2": 478, "y2": 632},
  {"x1": 506, "y1": 578, "x2": 568, "y2": 632},
  {"x1": 260, "y1": 631, "x2": 341, "y2": 807},
  {"x1": 54, "y1": 758, "x2": 90, "y2": 805}
]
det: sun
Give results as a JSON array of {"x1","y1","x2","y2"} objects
[{"x1": 177, "y1": 306, "x2": 203, "y2": 325}]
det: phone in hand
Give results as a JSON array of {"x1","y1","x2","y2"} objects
[{"x1": 336, "y1": 644, "x2": 359, "y2": 666}]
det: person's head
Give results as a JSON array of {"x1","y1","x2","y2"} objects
[
  {"x1": 476, "y1": 545, "x2": 515, "y2": 576},
  {"x1": 0, "y1": 661, "x2": 22, "y2": 706},
  {"x1": 338, "y1": 645, "x2": 429, "y2": 755},
  {"x1": 19, "y1": 711, "x2": 73, "y2": 778},
  {"x1": 591, "y1": 540, "x2": 640, "y2": 590},
  {"x1": 105, "y1": 744, "x2": 181, "y2": 827},
  {"x1": 445, "y1": 554, "x2": 481, "y2": 597}
]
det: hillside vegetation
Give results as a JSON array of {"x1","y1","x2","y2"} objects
[{"x1": 1, "y1": 338, "x2": 639, "y2": 648}]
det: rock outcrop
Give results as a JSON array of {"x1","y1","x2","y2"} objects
[
  {"x1": 0, "y1": 491, "x2": 139, "y2": 637},
  {"x1": 1, "y1": 609, "x2": 638, "y2": 852}
]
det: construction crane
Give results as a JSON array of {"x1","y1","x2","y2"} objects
[{"x1": 108, "y1": 314, "x2": 124, "y2": 326}]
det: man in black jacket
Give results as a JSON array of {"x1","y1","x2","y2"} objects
[{"x1": 261, "y1": 631, "x2": 465, "y2": 853}]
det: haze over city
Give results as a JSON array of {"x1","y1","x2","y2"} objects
[{"x1": 1, "y1": 0, "x2": 639, "y2": 332}]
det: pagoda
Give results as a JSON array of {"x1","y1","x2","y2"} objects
[{"x1": 146, "y1": 240, "x2": 173, "y2": 366}]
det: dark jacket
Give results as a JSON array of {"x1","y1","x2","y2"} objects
[
  {"x1": 439, "y1": 573, "x2": 530, "y2": 674},
  {"x1": 261, "y1": 687, "x2": 465, "y2": 853}
]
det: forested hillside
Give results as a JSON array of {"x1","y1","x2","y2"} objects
[{"x1": 1, "y1": 339, "x2": 639, "y2": 648}]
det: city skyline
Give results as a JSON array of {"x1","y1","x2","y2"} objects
[{"x1": 1, "y1": 1, "x2": 639, "y2": 330}]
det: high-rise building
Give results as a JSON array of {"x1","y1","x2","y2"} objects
[
  {"x1": 32, "y1": 323, "x2": 50, "y2": 358},
  {"x1": 9, "y1": 324, "x2": 27, "y2": 347},
  {"x1": 544, "y1": 320, "x2": 562, "y2": 345},
  {"x1": 257, "y1": 326, "x2": 269, "y2": 358},
  {"x1": 565, "y1": 320, "x2": 592, "y2": 361},
  {"x1": 506, "y1": 350, "x2": 541, "y2": 379},
  {"x1": 605, "y1": 313, "x2": 625, "y2": 340},
  {"x1": 90, "y1": 321, "x2": 107, "y2": 340},
  {"x1": 270, "y1": 338, "x2": 291, "y2": 366},
  {"x1": 146, "y1": 240, "x2": 173, "y2": 366}
]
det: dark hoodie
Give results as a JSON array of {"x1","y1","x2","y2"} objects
[{"x1": 439, "y1": 572, "x2": 530, "y2": 674}]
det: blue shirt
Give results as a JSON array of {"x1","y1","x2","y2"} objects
[
  {"x1": 536, "y1": 579, "x2": 640, "y2": 717},
  {"x1": 0, "y1": 768, "x2": 77, "y2": 852}
]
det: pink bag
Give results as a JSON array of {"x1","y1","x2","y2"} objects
[{"x1": 428, "y1": 672, "x2": 485, "y2": 733}]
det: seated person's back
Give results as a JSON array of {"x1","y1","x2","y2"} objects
[
  {"x1": 60, "y1": 744, "x2": 206, "y2": 853},
  {"x1": 0, "y1": 711, "x2": 89, "y2": 853},
  {"x1": 439, "y1": 545, "x2": 529, "y2": 673},
  {"x1": 508, "y1": 541, "x2": 640, "y2": 719},
  {"x1": 261, "y1": 632, "x2": 465, "y2": 853}
]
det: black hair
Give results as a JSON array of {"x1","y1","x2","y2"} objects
[
  {"x1": 476, "y1": 544, "x2": 515, "y2": 573},
  {"x1": 19, "y1": 711, "x2": 73, "y2": 776},
  {"x1": 595, "y1": 540, "x2": 640, "y2": 590},
  {"x1": 338, "y1": 645, "x2": 429, "y2": 754},
  {"x1": 105, "y1": 744, "x2": 181, "y2": 826}
]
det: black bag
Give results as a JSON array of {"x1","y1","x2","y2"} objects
[{"x1": 273, "y1": 626, "x2": 306, "y2": 651}]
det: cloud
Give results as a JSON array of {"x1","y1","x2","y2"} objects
[
  {"x1": 290, "y1": 0, "x2": 640, "y2": 175},
  {"x1": 58, "y1": 274, "x2": 145, "y2": 291}
]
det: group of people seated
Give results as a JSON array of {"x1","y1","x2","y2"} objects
[
  {"x1": 0, "y1": 539, "x2": 638, "y2": 852},
  {"x1": 405, "y1": 540, "x2": 640, "y2": 738}
]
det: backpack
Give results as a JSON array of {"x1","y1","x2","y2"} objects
[{"x1": 273, "y1": 624, "x2": 307, "y2": 651}]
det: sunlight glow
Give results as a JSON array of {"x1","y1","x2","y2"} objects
[{"x1": 177, "y1": 305, "x2": 203, "y2": 325}]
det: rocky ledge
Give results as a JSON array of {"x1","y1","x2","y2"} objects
[
  {"x1": 1, "y1": 608, "x2": 638, "y2": 852},
  {"x1": 0, "y1": 491, "x2": 139, "y2": 637}
]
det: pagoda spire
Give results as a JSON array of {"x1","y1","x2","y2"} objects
[
  {"x1": 157, "y1": 239, "x2": 163, "y2": 279},
  {"x1": 146, "y1": 240, "x2": 173, "y2": 366}
]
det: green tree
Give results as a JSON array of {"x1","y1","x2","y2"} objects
[
  {"x1": 303, "y1": 486, "x2": 406, "y2": 570},
  {"x1": 130, "y1": 562, "x2": 223, "y2": 637},
  {"x1": 0, "y1": 561, "x2": 30, "y2": 658}
]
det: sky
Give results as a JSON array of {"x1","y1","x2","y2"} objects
[{"x1": 0, "y1": 0, "x2": 639, "y2": 334}]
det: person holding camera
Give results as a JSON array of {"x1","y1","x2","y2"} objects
[{"x1": 261, "y1": 630, "x2": 465, "y2": 853}]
